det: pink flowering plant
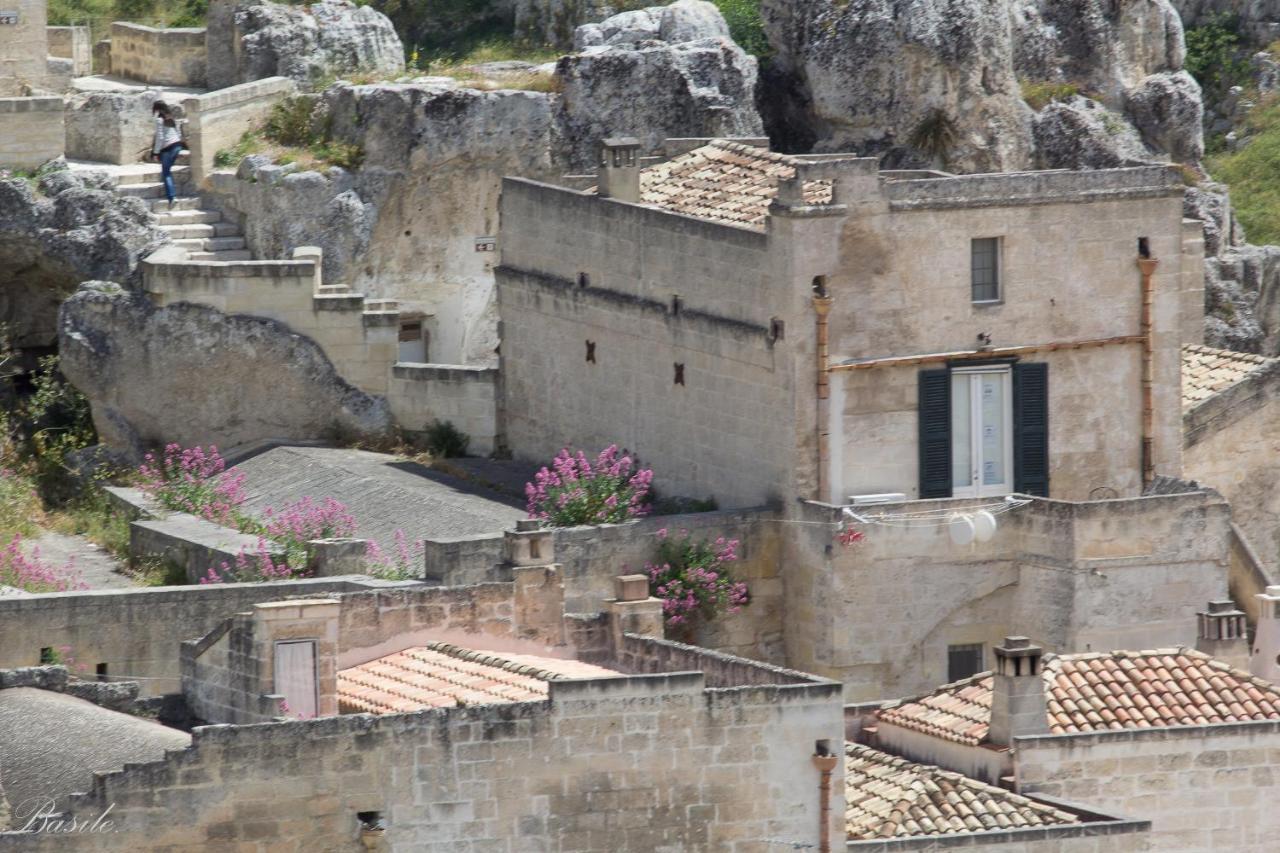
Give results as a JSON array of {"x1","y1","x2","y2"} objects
[
  {"x1": 138, "y1": 444, "x2": 247, "y2": 526},
  {"x1": 525, "y1": 445, "x2": 654, "y2": 527},
  {"x1": 199, "y1": 538, "x2": 297, "y2": 584},
  {"x1": 254, "y1": 496, "x2": 357, "y2": 569},
  {"x1": 365, "y1": 530, "x2": 425, "y2": 580},
  {"x1": 646, "y1": 529, "x2": 749, "y2": 631},
  {"x1": 0, "y1": 535, "x2": 86, "y2": 593}
]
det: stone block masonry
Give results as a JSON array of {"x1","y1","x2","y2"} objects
[
  {"x1": 47, "y1": 26, "x2": 92, "y2": 77},
  {"x1": 182, "y1": 76, "x2": 295, "y2": 186},
  {"x1": 389, "y1": 363, "x2": 498, "y2": 455},
  {"x1": 109, "y1": 23, "x2": 207, "y2": 88},
  {"x1": 0, "y1": 97, "x2": 64, "y2": 169},
  {"x1": 0, "y1": 670, "x2": 844, "y2": 851},
  {"x1": 0, "y1": 0, "x2": 49, "y2": 95}
]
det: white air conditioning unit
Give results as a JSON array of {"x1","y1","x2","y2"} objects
[{"x1": 848, "y1": 493, "x2": 907, "y2": 506}]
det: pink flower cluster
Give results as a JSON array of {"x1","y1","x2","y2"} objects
[
  {"x1": 524, "y1": 445, "x2": 654, "y2": 527},
  {"x1": 138, "y1": 443, "x2": 246, "y2": 526},
  {"x1": 200, "y1": 538, "x2": 295, "y2": 584},
  {"x1": 646, "y1": 530, "x2": 748, "y2": 628},
  {"x1": 365, "y1": 530, "x2": 425, "y2": 580},
  {"x1": 263, "y1": 497, "x2": 357, "y2": 546},
  {"x1": 0, "y1": 535, "x2": 86, "y2": 593}
]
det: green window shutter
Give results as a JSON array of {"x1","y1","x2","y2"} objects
[
  {"x1": 918, "y1": 369, "x2": 952, "y2": 498},
  {"x1": 1014, "y1": 362, "x2": 1050, "y2": 496}
]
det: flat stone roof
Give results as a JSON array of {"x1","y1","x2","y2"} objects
[{"x1": 229, "y1": 446, "x2": 525, "y2": 549}]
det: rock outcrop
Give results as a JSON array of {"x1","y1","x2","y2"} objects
[
  {"x1": 558, "y1": 0, "x2": 764, "y2": 169},
  {"x1": 58, "y1": 285, "x2": 390, "y2": 459},
  {"x1": 1172, "y1": 0, "x2": 1280, "y2": 42},
  {"x1": 206, "y1": 0, "x2": 405, "y2": 90},
  {"x1": 1033, "y1": 96, "x2": 1154, "y2": 169},
  {"x1": 759, "y1": 0, "x2": 1202, "y2": 172},
  {"x1": 516, "y1": 0, "x2": 619, "y2": 49},
  {"x1": 0, "y1": 166, "x2": 166, "y2": 348}
]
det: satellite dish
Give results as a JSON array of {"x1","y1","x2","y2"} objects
[
  {"x1": 973, "y1": 510, "x2": 997, "y2": 543},
  {"x1": 949, "y1": 514, "x2": 976, "y2": 546}
]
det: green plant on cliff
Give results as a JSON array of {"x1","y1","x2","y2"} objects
[
  {"x1": 711, "y1": 0, "x2": 769, "y2": 57},
  {"x1": 1207, "y1": 96, "x2": 1280, "y2": 245},
  {"x1": 1019, "y1": 80, "x2": 1080, "y2": 111},
  {"x1": 1185, "y1": 13, "x2": 1251, "y2": 92},
  {"x1": 908, "y1": 108, "x2": 959, "y2": 167}
]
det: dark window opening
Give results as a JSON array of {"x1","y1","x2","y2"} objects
[
  {"x1": 769, "y1": 318, "x2": 785, "y2": 342},
  {"x1": 96, "y1": 663, "x2": 109, "y2": 682},
  {"x1": 671, "y1": 294, "x2": 683, "y2": 316},
  {"x1": 673, "y1": 363, "x2": 685, "y2": 386},
  {"x1": 948, "y1": 643, "x2": 984, "y2": 682},
  {"x1": 1138, "y1": 237, "x2": 1151, "y2": 259},
  {"x1": 577, "y1": 272, "x2": 589, "y2": 288},
  {"x1": 585, "y1": 340, "x2": 596, "y2": 363},
  {"x1": 357, "y1": 811, "x2": 386, "y2": 832},
  {"x1": 971, "y1": 238, "x2": 1000, "y2": 303},
  {"x1": 812, "y1": 275, "x2": 828, "y2": 297}
]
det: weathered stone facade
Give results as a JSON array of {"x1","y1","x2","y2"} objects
[
  {"x1": 0, "y1": 0, "x2": 50, "y2": 95},
  {"x1": 109, "y1": 23, "x2": 207, "y2": 88}
]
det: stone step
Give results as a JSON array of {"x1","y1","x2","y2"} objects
[
  {"x1": 119, "y1": 182, "x2": 175, "y2": 199},
  {"x1": 155, "y1": 209, "x2": 223, "y2": 225},
  {"x1": 113, "y1": 163, "x2": 189, "y2": 185},
  {"x1": 172, "y1": 236, "x2": 247, "y2": 252},
  {"x1": 187, "y1": 249, "x2": 253, "y2": 262},
  {"x1": 147, "y1": 196, "x2": 202, "y2": 212},
  {"x1": 161, "y1": 222, "x2": 241, "y2": 240}
]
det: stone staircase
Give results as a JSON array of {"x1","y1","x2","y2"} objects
[{"x1": 111, "y1": 163, "x2": 252, "y2": 262}]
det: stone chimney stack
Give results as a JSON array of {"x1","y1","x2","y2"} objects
[
  {"x1": 1197, "y1": 600, "x2": 1250, "y2": 671},
  {"x1": 987, "y1": 636, "x2": 1049, "y2": 747},
  {"x1": 1251, "y1": 586, "x2": 1280, "y2": 682},
  {"x1": 598, "y1": 137, "x2": 642, "y2": 203}
]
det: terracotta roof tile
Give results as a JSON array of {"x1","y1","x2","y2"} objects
[
  {"x1": 844, "y1": 743, "x2": 1079, "y2": 840},
  {"x1": 636, "y1": 140, "x2": 834, "y2": 230},
  {"x1": 878, "y1": 648, "x2": 1280, "y2": 746},
  {"x1": 337, "y1": 642, "x2": 620, "y2": 715},
  {"x1": 1181, "y1": 344, "x2": 1274, "y2": 410}
]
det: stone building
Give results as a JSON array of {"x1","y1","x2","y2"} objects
[{"x1": 497, "y1": 138, "x2": 1204, "y2": 509}]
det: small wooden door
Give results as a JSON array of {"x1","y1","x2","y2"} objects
[{"x1": 274, "y1": 640, "x2": 318, "y2": 719}]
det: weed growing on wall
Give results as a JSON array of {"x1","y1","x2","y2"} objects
[
  {"x1": 646, "y1": 529, "x2": 748, "y2": 632},
  {"x1": 0, "y1": 535, "x2": 85, "y2": 593},
  {"x1": 138, "y1": 443, "x2": 248, "y2": 526},
  {"x1": 525, "y1": 445, "x2": 654, "y2": 526},
  {"x1": 424, "y1": 419, "x2": 470, "y2": 458},
  {"x1": 364, "y1": 529, "x2": 426, "y2": 580}
]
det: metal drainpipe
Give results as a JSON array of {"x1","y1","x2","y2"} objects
[
  {"x1": 812, "y1": 744, "x2": 838, "y2": 853},
  {"x1": 1137, "y1": 256, "x2": 1159, "y2": 486},
  {"x1": 813, "y1": 295, "x2": 834, "y2": 502}
]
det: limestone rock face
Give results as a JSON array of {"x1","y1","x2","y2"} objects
[
  {"x1": 58, "y1": 286, "x2": 390, "y2": 459},
  {"x1": 517, "y1": 0, "x2": 620, "y2": 49},
  {"x1": 1124, "y1": 70, "x2": 1205, "y2": 163},
  {"x1": 760, "y1": 0, "x2": 1199, "y2": 172},
  {"x1": 759, "y1": 0, "x2": 1034, "y2": 171},
  {"x1": 206, "y1": 0, "x2": 405, "y2": 90},
  {"x1": 1033, "y1": 96, "x2": 1153, "y2": 169},
  {"x1": 0, "y1": 169, "x2": 166, "y2": 348},
  {"x1": 559, "y1": 1, "x2": 763, "y2": 170},
  {"x1": 1173, "y1": 0, "x2": 1280, "y2": 41}
]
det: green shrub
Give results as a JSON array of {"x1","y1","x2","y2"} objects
[
  {"x1": 213, "y1": 131, "x2": 262, "y2": 169},
  {"x1": 712, "y1": 0, "x2": 770, "y2": 57},
  {"x1": 908, "y1": 108, "x2": 958, "y2": 166},
  {"x1": 424, "y1": 420, "x2": 470, "y2": 458},
  {"x1": 1185, "y1": 13, "x2": 1251, "y2": 91},
  {"x1": 1207, "y1": 97, "x2": 1280, "y2": 245},
  {"x1": 264, "y1": 96, "x2": 319, "y2": 147}
]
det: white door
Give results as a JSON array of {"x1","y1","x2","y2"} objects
[
  {"x1": 950, "y1": 367, "x2": 1013, "y2": 497},
  {"x1": 274, "y1": 640, "x2": 318, "y2": 719}
]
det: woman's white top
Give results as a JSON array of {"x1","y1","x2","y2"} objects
[{"x1": 152, "y1": 118, "x2": 183, "y2": 154}]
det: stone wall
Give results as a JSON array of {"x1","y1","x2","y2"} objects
[
  {"x1": 784, "y1": 490, "x2": 1230, "y2": 701},
  {"x1": 65, "y1": 89, "x2": 168, "y2": 165},
  {"x1": 1184, "y1": 361, "x2": 1280, "y2": 573},
  {"x1": 0, "y1": 0, "x2": 49, "y2": 95},
  {"x1": 143, "y1": 245, "x2": 397, "y2": 396},
  {"x1": 496, "y1": 176, "x2": 837, "y2": 509},
  {"x1": 181, "y1": 76, "x2": 295, "y2": 186},
  {"x1": 1015, "y1": 720, "x2": 1280, "y2": 852},
  {"x1": 0, "y1": 576, "x2": 407, "y2": 696},
  {"x1": 0, "y1": 673, "x2": 844, "y2": 851},
  {"x1": 827, "y1": 168, "x2": 1193, "y2": 502},
  {"x1": 109, "y1": 23, "x2": 207, "y2": 88},
  {"x1": 0, "y1": 97, "x2": 63, "y2": 169},
  {"x1": 387, "y1": 364, "x2": 499, "y2": 455},
  {"x1": 47, "y1": 25, "x2": 91, "y2": 77}
]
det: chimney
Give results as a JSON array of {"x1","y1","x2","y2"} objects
[
  {"x1": 987, "y1": 636, "x2": 1049, "y2": 747},
  {"x1": 1197, "y1": 600, "x2": 1250, "y2": 671},
  {"x1": 598, "y1": 137, "x2": 642, "y2": 203},
  {"x1": 1251, "y1": 585, "x2": 1280, "y2": 682}
]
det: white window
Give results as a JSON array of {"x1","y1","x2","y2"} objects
[
  {"x1": 971, "y1": 237, "x2": 1001, "y2": 303},
  {"x1": 950, "y1": 366, "x2": 1013, "y2": 497}
]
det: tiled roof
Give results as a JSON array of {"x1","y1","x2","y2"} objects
[
  {"x1": 637, "y1": 140, "x2": 834, "y2": 229},
  {"x1": 878, "y1": 648, "x2": 1280, "y2": 746},
  {"x1": 844, "y1": 743, "x2": 1079, "y2": 839},
  {"x1": 337, "y1": 643, "x2": 620, "y2": 714},
  {"x1": 1182, "y1": 344, "x2": 1274, "y2": 410}
]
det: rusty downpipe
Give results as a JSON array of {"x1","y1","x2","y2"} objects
[
  {"x1": 813, "y1": 288, "x2": 833, "y2": 502},
  {"x1": 812, "y1": 740, "x2": 838, "y2": 853},
  {"x1": 1137, "y1": 249, "x2": 1159, "y2": 486}
]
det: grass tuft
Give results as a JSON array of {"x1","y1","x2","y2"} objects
[{"x1": 1207, "y1": 95, "x2": 1280, "y2": 245}]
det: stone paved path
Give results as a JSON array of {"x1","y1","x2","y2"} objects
[{"x1": 22, "y1": 531, "x2": 138, "y2": 590}]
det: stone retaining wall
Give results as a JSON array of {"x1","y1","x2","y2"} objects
[
  {"x1": 109, "y1": 22, "x2": 206, "y2": 88},
  {"x1": 181, "y1": 76, "x2": 295, "y2": 185},
  {"x1": 47, "y1": 25, "x2": 92, "y2": 76},
  {"x1": 0, "y1": 97, "x2": 64, "y2": 169},
  {"x1": 388, "y1": 363, "x2": 499, "y2": 455}
]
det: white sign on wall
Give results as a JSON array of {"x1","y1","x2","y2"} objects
[
  {"x1": 474, "y1": 236, "x2": 497, "y2": 253},
  {"x1": 0, "y1": 11, "x2": 18, "y2": 24}
]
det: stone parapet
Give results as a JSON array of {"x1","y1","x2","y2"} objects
[
  {"x1": 0, "y1": 96, "x2": 64, "y2": 169},
  {"x1": 884, "y1": 165, "x2": 1184, "y2": 211},
  {"x1": 109, "y1": 22, "x2": 206, "y2": 88},
  {"x1": 182, "y1": 76, "x2": 295, "y2": 186}
]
